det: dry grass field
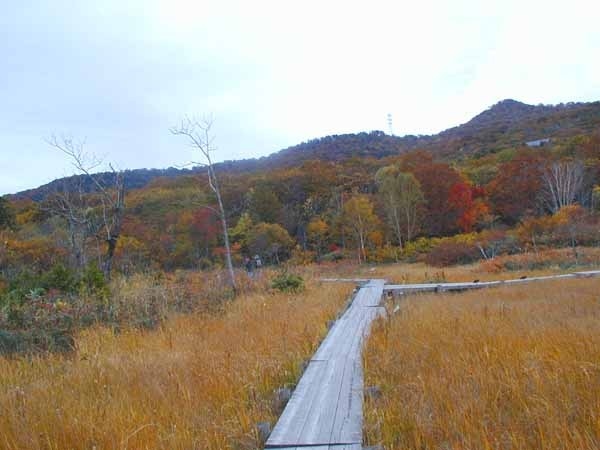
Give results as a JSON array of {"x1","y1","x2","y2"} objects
[
  {"x1": 317, "y1": 247, "x2": 600, "y2": 285},
  {"x1": 319, "y1": 260, "x2": 570, "y2": 285},
  {"x1": 364, "y1": 277, "x2": 600, "y2": 450},
  {"x1": 0, "y1": 278, "x2": 351, "y2": 450},
  {"x1": 3, "y1": 253, "x2": 599, "y2": 450}
]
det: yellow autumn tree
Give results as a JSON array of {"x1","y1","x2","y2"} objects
[{"x1": 341, "y1": 194, "x2": 380, "y2": 264}]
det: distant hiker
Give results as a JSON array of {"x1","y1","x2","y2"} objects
[
  {"x1": 253, "y1": 255, "x2": 262, "y2": 269},
  {"x1": 244, "y1": 256, "x2": 253, "y2": 274}
]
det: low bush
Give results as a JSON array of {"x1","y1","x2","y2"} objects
[
  {"x1": 369, "y1": 244, "x2": 400, "y2": 263},
  {"x1": 271, "y1": 272, "x2": 305, "y2": 293},
  {"x1": 402, "y1": 236, "x2": 438, "y2": 260},
  {"x1": 289, "y1": 248, "x2": 317, "y2": 266},
  {"x1": 319, "y1": 250, "x2": 344, "y2": 262},
  {"x1": 424, "y1": 241, "x2": 481, "y2": 267},
  {"x1": 1, "y1": 263, "x2": 122, "y2": 355},
  {"x1": 79, "y1": 263, "x2": 110, "y2": 298},
  {"x1": 0, "y1": 287, "x2": 76, "y2": 355}
]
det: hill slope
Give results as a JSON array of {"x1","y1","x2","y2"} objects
[
  {"x1": 11, "y1": 98, "x2": 600, "y2": 200},
  {"x1": 429, "y1": 99, "x2": 600, "y2": 156}
]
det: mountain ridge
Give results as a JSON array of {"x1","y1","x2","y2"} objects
[{"x1": 10, "y1": 98, "x2": 600, "y2": 200}]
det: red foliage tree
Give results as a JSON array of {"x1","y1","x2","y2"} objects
[
  {"x1": 405, "y1": 158, "x2": 463, "y2": 236},
  {"x1": 487, "y1": 150, "x2": 545, "y2": 224},
  {"x1": 448, "y1": 182, "x2": 490, "y2": 232}
]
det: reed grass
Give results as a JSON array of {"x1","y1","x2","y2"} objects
[
  {"x1": 0, "y1": 277, "x2": 350, "y2": 449},
  {"x1": 364, "y1": 278, "x2": 600, "y2": 449}
]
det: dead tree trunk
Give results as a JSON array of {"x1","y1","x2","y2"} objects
[{"x1": 171, "y1": 117, "x2": 237, "y2": 294}]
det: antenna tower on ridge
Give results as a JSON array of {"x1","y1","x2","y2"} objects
[{"x1": 387, "y1": 113, "x2": 394, "y2": 136}]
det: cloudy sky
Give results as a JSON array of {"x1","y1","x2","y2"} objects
[{"x1": 1, "y1": 0, "x2": 599, "y2": 194}]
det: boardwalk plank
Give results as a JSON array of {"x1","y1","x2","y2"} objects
[
  {"x1": 265, "y1": 279, "x2": 384, "y2": 449},
  {"x1": 331, "y1": 357, "x2": 363, "y2": 444},
  {"x1": 266, "y1": 360, "x2": 328, "y2": 445},
  {"x1": 383, "y1": 270, "x2": 600, "y2": 296},
  {"x1": 272, "y1": 445, "x2": 361, "y2": 450}
]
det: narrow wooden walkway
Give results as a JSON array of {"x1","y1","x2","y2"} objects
[
  {"x1": 266, "y1": 269, "x2": 600, "y2": 449},
  {"x1": 384, "y1": 270, "x2": 600, "y2": 295},
  {"x1": 265, "y1": 279, "x2": 385, "y2": 450}
]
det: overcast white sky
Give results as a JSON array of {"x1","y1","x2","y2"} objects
[{"x1": 1, "y1": 0, "x2": 599, "y2": 194}]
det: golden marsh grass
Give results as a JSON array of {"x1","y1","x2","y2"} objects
[
  {"x1": 364, "y1": 278, "x2": 600, "y2": 449},
  {"x1": 0, "y1": 279, "x2": 351, "y2": 449}
]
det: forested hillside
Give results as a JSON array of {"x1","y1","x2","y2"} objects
[
  {"x1": 3, "y1": 98, "x2": 600, "y2": 276},
  {"x1": 13, "y1": 99, "x2": 600, "y2": 203}
]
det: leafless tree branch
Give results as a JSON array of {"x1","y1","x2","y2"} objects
[{"x1": 171, "y1": 116, "x2": 236, "y2": 293}]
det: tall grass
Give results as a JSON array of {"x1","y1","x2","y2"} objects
[
  {"x1": 0, "y1": 278, "x2": 350, "y2": 449},
  {"x1": 364, "y1": 278, "x2": 600, "y2": 449}
]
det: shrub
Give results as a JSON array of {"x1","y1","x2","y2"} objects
[
  {"x1": 0, "y1": 291, "x2": 75, "y2": 355},
  {"x1": 289, "y1": 248, "x2": 317, "y2": 266},
  {"x1": 80, "y1": 263, "x2": 109, "y2": 299},
  {"x1": 271, "y1": 272, "x2": 305, "y2": 293},
  {"x1": 424, "y1": 241, "x2": 481, "y2": 267},
  {"x1": 369, "y1": 244, "x2": 400, "y2": 263},
  {"x1": 0, "y1": 263, "x2": 105, "y2": 355},
  {"x1": 0, "y1": 329, "x2": 19, "y2": 354},
  {"x1": 402, "y1": 236, "x2": 438, "y2": 261},
  {"x1": 319, "y1": 250, "x2": 344, "y2": 263},
  {"x1": 43, "y1": 264, "x2": 77, "y2": 293}
]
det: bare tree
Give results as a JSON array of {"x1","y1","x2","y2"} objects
[
  {"x1": 542, "y1": 160, "x2": 584, "y2": 213},
  {"x1": 43, "y1": 177, "x2": 93, "y2": 270},
  {"x1": 170, "y1": 117, "x2": 236, "y2": 293},
  {"x1": 47, "y1": 136, "x2": 125, "y2": 280}
]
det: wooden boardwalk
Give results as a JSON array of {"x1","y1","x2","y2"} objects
[
  {"x1": 265, "y1": 279, "x2": 385, "y2": 450},
  {"x1": 384, "y1": 270, "x2": 600, "y2": 295},
  {"x1": 266, "y1": 269, "x2": 600, "y2": 449}
]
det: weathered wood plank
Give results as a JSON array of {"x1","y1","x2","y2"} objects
[
  {"x1": 265, "y1": 279, "x2": 384, "y2": 449},
  {"x1": 265, "y1": 360, "x2": 329, "y2": 445},
  {"x1": 574, "y1": 270, "x2": 600, "y2": 277},
  {"x1": 320, "y1": 278, "x2": 371, "y2": 283},
  {"x1": 272, "y1": 445, "x2": 362, "y2": 449},
  {"x1": 331, "y1": 357, "x2": 363, "y2": 444},
  {"x1": 383, "y1": 269, "x2": 600, "y2": 295}
]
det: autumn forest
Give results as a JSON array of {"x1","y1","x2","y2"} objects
[{"x1": 4, "y1": 100, "x2": 600, "y2": 277}]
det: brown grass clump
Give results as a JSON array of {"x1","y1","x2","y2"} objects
[
  {"x1": 0, "y1": 279, "x2": 350, "y2": 449},
  {"x1": 364, "y1": 278, "x2": 600, "y2": 450}
]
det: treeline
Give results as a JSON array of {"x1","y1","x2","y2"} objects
[{"x1": 3, "y1": 131, "x2": 600, "y2": 277}]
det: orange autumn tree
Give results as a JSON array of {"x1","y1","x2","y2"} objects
[{"x1": 448, "y1": 182, "x2": 490, "y2": 232}]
